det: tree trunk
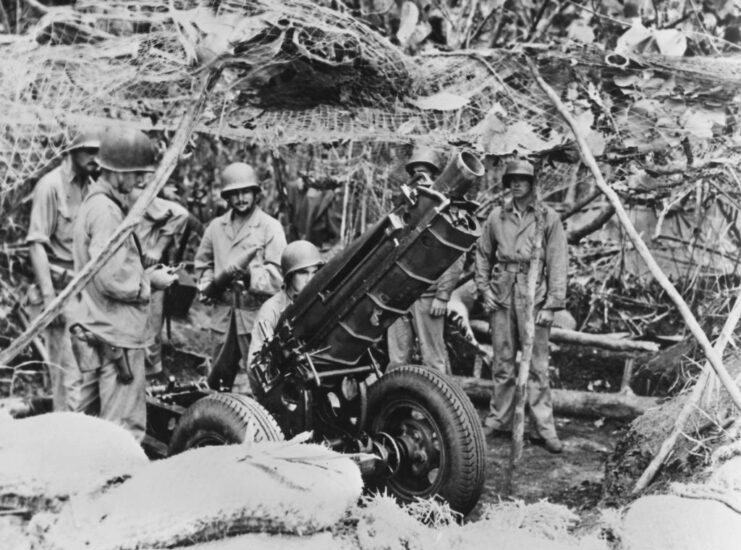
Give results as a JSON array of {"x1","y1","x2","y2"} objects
[
  {"x1": 469, "y1": 319, "x2": 660, "y2": 353},
  {"x1": 455, "y1": 375, "x2": 659, "y2": 420}
]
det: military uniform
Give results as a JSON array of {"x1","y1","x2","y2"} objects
[
  {"x1": 387, "y1": 256, "x2": 464, "y2": 373},
  {"x1": 474, "y1": 199, "x2": 568, "y2": 440},
  {"x1": 195, "y1": 207, "x2": 286, "y2": 370},
  {"x1": 71, "y1": 180, "x2": 153, "y2": 441},
  {"x1": 134, "y1": 197, "x2": 190, "y2": 374},
  {"x1": 26, "y1": 156, "x2": 88, "y2": 411}
]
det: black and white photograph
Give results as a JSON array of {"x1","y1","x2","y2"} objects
[{"x1": 1, "y1": 1, "x2": 741, "y2": 548}]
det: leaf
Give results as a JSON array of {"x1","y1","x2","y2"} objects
[
  {"x1": 682, "y1": 108, "x2": 726, "y2": 139},
  {"x1": 396, "y1": 1, "x2": 419, "y2": 47},
  {"x1": 396, "y1": 117, "x2": 420, "y2": 135},
  {"x1": 411, "y1": 91, "x2": 469, "y2": 111},
  {"x1": 616, "y1": 20, "x2": 652, "y2": 54},
  {"x1": 473, "y1": 116, "x2": 560, "y2": 155},
  {"x1": 567, "y1": 20, "x2": 595, "y2": 44},
  {"x1": 573, "y1": 111, "x2": 606, "y2": 156},
  {"x1": 652, "y1": 29, "x2": 687, "y2": 56}
]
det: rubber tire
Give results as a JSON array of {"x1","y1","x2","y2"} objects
[
  {"x1": 367, "y1": 365, "x2": 486, "y2": 516},
  {"x1": 168, "y1": 392, "x2": 284, "y2": 455}
]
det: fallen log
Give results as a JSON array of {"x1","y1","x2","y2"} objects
[
  {"x1": 469, "y1": 320, "x2": 660, "y2": 353},
  {"x1": 455, "y1": 375, "x2": 659, "y2": 420}
]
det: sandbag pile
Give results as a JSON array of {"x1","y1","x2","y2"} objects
[
  {"x1": 0, "y1": 413, "x2": 148, "y2": 510},
  {"x1": 33, "y1": 440, "x2": 363, "y2": 550},
  {"x1": 355, "y1": 494, "x2": 608, "y2": 550},
  {"x1": 620, "y1": 439, "x2": 741, "y2": 550}
]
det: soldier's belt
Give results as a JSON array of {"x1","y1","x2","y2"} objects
[{"x1": 499, "y1": 261, "x2": 530, "y2": 273}]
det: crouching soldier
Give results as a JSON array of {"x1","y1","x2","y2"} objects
[
  {"x1": 246, "y1": 240, "x2": 324, "y2": 394},
  {"x1": 474, "y1": 159, "x2": 568, "y2": 453},
  {"x1": 195, "y1": 162, "x2": 286, "y2": 393}
]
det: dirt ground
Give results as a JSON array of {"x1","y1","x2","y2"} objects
[{"x1": 1, "y1": 302, "x2": 628, "y2": 526}]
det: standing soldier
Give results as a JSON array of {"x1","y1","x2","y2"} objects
[
  {"x1": 128, "y1": 181, "x2": 191, "y2": 377},
  {"x1": 71, "y1": 127, "x2": 177, "y2": 441},
  {"x1": 474, "y1": 159, "x2": 568, "y2": 453},
  {"x1": 387, "y1": 147, "x2": 463, "y2": 374},
  {"x1": 26, "y1": 128, "x2": 100, "y2": 412},
  {"x1": 195, "y1": 162, "x2": 286, "y2": 393}
]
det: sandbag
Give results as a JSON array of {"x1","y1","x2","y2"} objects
[
  {"x1": 35, "y1": 441, "x2": 363, "y2": 550},
  {"x1": 0, "y1": 413, "x2": 147, "y2": 510},
  {"x1": 621, "y1": 494, "x2": 741, "y2": 550}
]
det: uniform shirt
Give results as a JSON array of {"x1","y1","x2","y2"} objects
[
  {"x1": 72, "y1": 179, "x2": 153, "y2": 349},
  {"x1": 26, "y1": 157, "x2": 90, "y2": 269},
  {"x1": 194, "y1": 207, "x2": 286, "y2": 335},
  {"x1": 422, "y1": 255, "x2": 464, "y2": 301},
  {"x1": 475, "y1": 199, "x2": 568, "y2": 311},
  {"x1": 135, "y1": 197, "x2": 190, "y2": 253},
  {"x1": 246, "y1": 289, "x2": 292, "y2": 369}
]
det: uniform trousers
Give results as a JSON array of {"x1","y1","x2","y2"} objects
[{"x1": 485, "y1": 297, "x2": 558, "y2": 440}]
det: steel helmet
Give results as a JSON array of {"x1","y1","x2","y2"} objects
[
  {"x1": 220, "y1": 162, "x2": 261, "y2": 198},
  {"x1": 95, "y1": 127, "x2": 157, "y2": 173},
  {"x1": 66, "y1": 127, "x2": 100, "y2": 153},
  {"x1": 281, "y1": 240, "x2": 324, "y2": 278},
  {"x1": 405, "y1": 147, "x2": 443, "y2": 177},
  {"x1": 502, "y1": 159, "x2": 535, "y2": 187}
]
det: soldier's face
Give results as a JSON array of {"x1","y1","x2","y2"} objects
[
  {"x1": 289, "y1": 265, "x2": 319, "y2": 296},
  {"x1": 71, "y1": 148, "x2": 99, "y2": 178},
  {"x1": 228, "y1": 189, "x2": 256, "y2": 215},
  {"x1": 509, "y1": 176, "x2": 534, "y2": 200},
  {"x1": 115, "y1": 171, "x2": 147, "y2": 195}
]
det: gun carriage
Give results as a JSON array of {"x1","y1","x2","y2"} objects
[{"x1": 146, "y1": 151, "x2": 487, "y2": 515}]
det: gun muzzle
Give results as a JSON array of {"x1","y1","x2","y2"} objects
[{"x1": 432, "y1": 151, "x2": 485, "y2": 199}]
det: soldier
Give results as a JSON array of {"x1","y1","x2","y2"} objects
[
  {"x1": 195, "y1": 162, "x2": 286, "y2": 392},
  {"x1": 26, "y1": 127, "x2": 100, "y2": 411},
  {"x1": 71, "y1": 127, "x2": 177, "y2": 441},
  {"x1": 386, "y1": 147, "x2": 464, "y2": 374},
  {"x1": 128, "y1": 181, "x2": 191, "y2": 376},
  {"x1": 246, "y1": 240, "x2": 324, "y2": 391},
  {"x1": 474, "y1": 159, "x2": 568, "y2": 453}
]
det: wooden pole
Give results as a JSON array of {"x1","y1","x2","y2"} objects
[
  {"x1": 632, "y1": 286, "x2": 741, "y2": 493},
  {"x1": 527, "y1": 58, "x2": 741, "y2": 411},
  {"x1": 0, "y1": 72, "x2": 217, "y2": 368},
  {"x1": 507, "y1": 205, "x2": 545, "y2": 495}
]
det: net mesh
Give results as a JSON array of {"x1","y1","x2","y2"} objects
[{"x1": 1, "y1": 0, "x2": 741, "y2": 279}]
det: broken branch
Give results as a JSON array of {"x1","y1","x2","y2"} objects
[{"x1": 527, "y1": 57, "x2": 741, "y2": 411}]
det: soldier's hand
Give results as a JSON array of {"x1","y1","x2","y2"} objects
[
  {"x1": 149, "y1": 266, "x2": 178, "y2": 290},
  {"x1": 482, "y1": 289, "x2": 497, "y2": 312},
  {"x1": 535, "y1": 308, "x2": 554, "y2": 327},
  {"x1": 429, "y1": 298, "x2": 448, "y2": 317},
  {"x1": 225, "y1": 261, "x2": 246, "y2": 277}
]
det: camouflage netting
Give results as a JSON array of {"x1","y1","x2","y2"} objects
[{"x1": 1, "y1": 1, "x2": 741, "y2": 291}]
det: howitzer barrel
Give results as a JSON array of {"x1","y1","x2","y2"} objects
[
  {"x1": 276, "y1": 151, "x2": 484, "y2": 368},
  {"x1": 432, "y1": 150, "x2": 485, "y2": 199}
]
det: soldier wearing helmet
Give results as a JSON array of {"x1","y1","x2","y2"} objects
[
  {"x1": 25, "y1": 126, "x2": 102, "y2": 412},
  {"x1": 245, "y1": 240, "x2": 324, "y2": 385},
  {"x1": 195, "y1": 161, "x2": 286, "y2": 394},
  {"x1": 70, "y1": 126, "x2": 177, "y2": 441},
  {"x1": 474, "y1": 158, "x2": 568, "y2": 454},
  {"x1": 386, "y1": 146, "x2": 463, "y2": 374}
]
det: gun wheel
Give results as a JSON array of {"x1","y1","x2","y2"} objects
[
  {"x1": 367, "y1": 365, "x2": 486, "y2": 516},
  {"x1": 168, "y1": 392, "x2": 284, "y2": 455}
]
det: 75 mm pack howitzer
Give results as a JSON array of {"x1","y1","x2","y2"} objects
[{"x1": 145, "y1": 151, "x2": 487, "y2": 515}]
